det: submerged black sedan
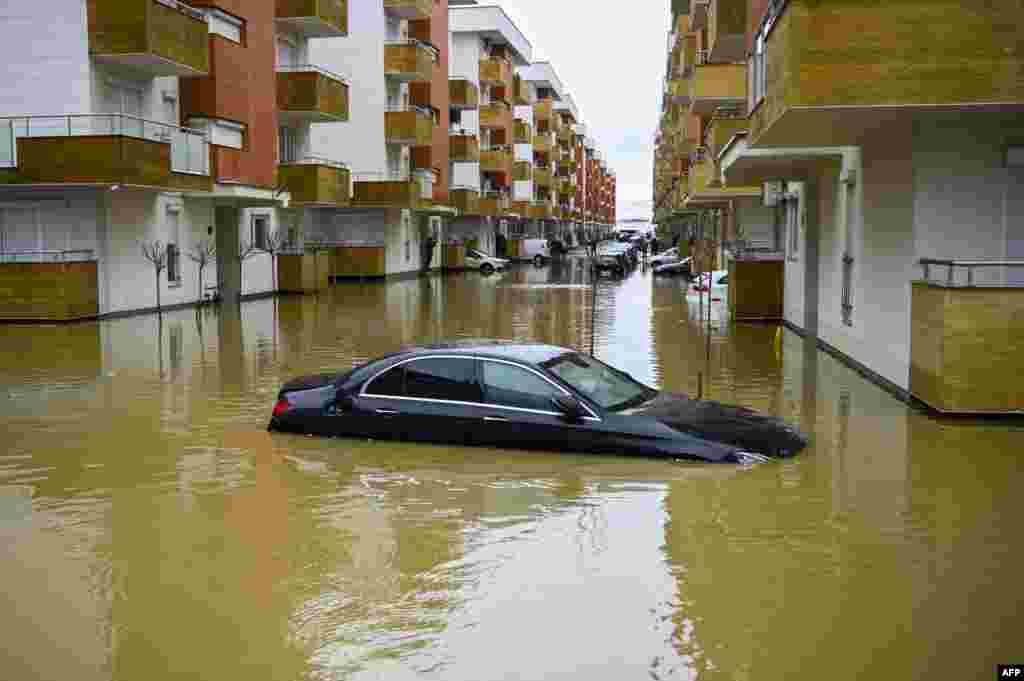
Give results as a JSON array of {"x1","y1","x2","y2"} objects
[{"x1": 268, "y1": 342, "x2": 807, "y2": 463}]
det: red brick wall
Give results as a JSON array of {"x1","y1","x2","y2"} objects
[
  {"x1": 431, "y1": 0, "x2": 449, "y2": 203},
  {"x1": 180, "y1": 1, "x2": 277, "y2": 189}
]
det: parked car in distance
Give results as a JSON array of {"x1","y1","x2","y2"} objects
[
  {"x1": 268, "y1": 341, "x2": 808, "y2": 463},
  {"x1": 653, "y1": 256, "x2": 693, "y2": 278},
  {"x1": 509, "y1": 238, "x2": 552, "y2": 266},
  {"x1": 693, "y1": 270, "x2": 729, "y2": 292},
  {"x1": 650, "y1": 247, "x2": 682, "y2": 267},
  {"x1": 465, "y1": 248, "x2": 508, "y2": 275},
  {"x1": 593, "y1": 242, "x2": 633, "y2": 275}
]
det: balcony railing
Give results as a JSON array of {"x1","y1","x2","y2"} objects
[
  {"x1": 479, "y1": 57, "x2": 512, "y2": 86},
  {"x1": 278, "y1": 156, "x2": 350, "y2": 207},
  {"x1": 0, "y1": 114, "x2": 209, "y2": 185},
  {"x1": 513, "y1": 120, "x2": 532, "y2": 144},
  {"x1": 89, "y1": 0, "x2": 209, "y2": 77},
  {"x1": 480, "y1": 146, "x2": 512, "y2": 175},
  {"x1": 384, "y1": 40, "x2": 436, "y2": 82},
  {"x1": 449, "y1": 133, "x2": 479, "y2": 163},
  {"x1": 449, "y1": 78, "x2": 479, "y2": 110},
  {"x1": 384, "y1": 105, "x2": 434, "y2": 146},
  {"x1": 450, "y1": 185, "x2": 480, "y2": 214},
  {"x1": 275, "y1": 0, "x2": 347, "y2": 38},
  {"x1": 383, "y1": 0, "x2": 432, "y2": 20},
  {"x1": 277, "y1": 65, "x2": 350, "y2": 123},
  {"x1": 351, "y1": 171, "x2": 430, "y2": 207},
  {"x1": 911, "y1": 258, "x2": 1024, "y2": 414},
  {"x1": 0, "y1": 249, "x2": 97, "y2": 263},
  {"x1": 479, "y1": 101, "x2": 512, "y2": 131}
]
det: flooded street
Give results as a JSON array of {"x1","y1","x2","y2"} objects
[{"x1": 1, "y1": 260, "x2": 1021, "y2": 681}]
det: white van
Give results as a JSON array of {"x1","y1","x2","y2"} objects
[{"x1": 508, "y1": 238, "x2": 552, "y2": 265}]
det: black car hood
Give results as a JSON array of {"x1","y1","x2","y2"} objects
[{"x1": 624, "y1": 392, "x2": 808, "y2": 458}]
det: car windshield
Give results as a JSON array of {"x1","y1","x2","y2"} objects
[
  {"x1": 469, "y1": 249, "x2": 490, "y2": 259},
  {"x1": 543, "y1": 353, "x2": 656, "y2": 411}
]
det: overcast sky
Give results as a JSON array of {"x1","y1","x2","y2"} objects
[{"x1": 487, "y1": 0, "x2": 670, "y2": 221}]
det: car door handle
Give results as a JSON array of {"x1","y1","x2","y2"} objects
[
  {"x1": 483, "y1": 416, "x2": 509, "y2": 422},
  {"x1": 375, "y1": 409, "x2": 399, "y2": 416}
]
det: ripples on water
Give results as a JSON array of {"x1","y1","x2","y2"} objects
[{"x1": 0, "y1": 260, "x2": 1021, "y2": 681}]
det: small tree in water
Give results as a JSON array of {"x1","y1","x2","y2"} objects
[
  {"x1": 236, "y1": 240, "x2": 257, "y2": 299},
  {"x1": 140, "y1": 240, "x2": 167, "y2": 314},
  {"x1": 186, "y1": 239, "x2": 216, "y2": 306},
  {"x1": 262, "y1": 229, "x2": 285, "y2": 292}
]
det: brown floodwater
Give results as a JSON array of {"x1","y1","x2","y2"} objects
[{"x1": 1, "y1": 259, "x2": 1021, "y2": 681}]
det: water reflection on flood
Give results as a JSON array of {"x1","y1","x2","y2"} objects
[{"x1": 0, "y1": 261, "x2": 1021, "y2": 681}]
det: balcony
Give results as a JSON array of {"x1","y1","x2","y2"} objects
[
  {"x1": 689, "y1": 63, "x2": 746, "y2": 116},
  {"x1": 512, "y1": 161, "x2": 531, "y2": 181},
  {"x1": 534, "y1": 100, "x2": 554, "y2": 128},
  {"x1": 0, "y1": 114, "x2": 210, "y2": 191},
  {"x1": 911, "y1": 261, "x2": 1024, "y2": 414},
  {"x1": 479, "y1": 102, "x2": 512, "y2": 131},
  {"x1": 534, "y1": 168, "x2": 552, "y2": 187},
  {"x1": 0, "y1": 251, "x2": 98, "y2": 321},
  {"x1": 478, "y1": 192, "x2": 508, "y2": 217},
  {"x1": 449, "y1": 132, "x2": 479, "y2": 162},
  {"x1": 528, "y1": 202, "x2": 553, "y2": 220},
  {"x1": 385, "y1": 106, "x2": 433, "y2": 146},
  {"x1": 479, "y1": 58, "x2": 512, "y2": 86},
  {"x1": 533, "y1": 133, "x2": 552, "y2": 154},
  {"x1": 705, "y1": 115, "x2": 747, "y2": 162},
  {"x1": 275, "y1": 0, "x2": 347, "y2": 38},
  {"x1": 480, "y1": 147, "x2": 512, "y2": 176},
  {"x1": 352, "y1": 172, "x2": 430, "y2": 208},
  {"x1": 88, "y1": 0, "x2": 209, "y2": 77},
  {"x1": 669, "y1": 76, "x2": 691, "y2": 107},
  {"x1": 691, "y1": 0, "x2": 709, "y2": 30},
  {"x1": 450, "y1": 186, "x2": 479, "y2": 215},
  {"x1": 383, "y1": 0, "x2": 431, "y2": 20},
  {"x1": 384, "y1": 40, "x2": 435, "y2": 82},
  {"x1": 557, "y1": 159, "x2": 576, "y2": 177},
  {"x1": 449, "y1": 79, "x2": 479, "y2": 110},
  {"x1": 707, "y1": 0, "x2": 746, "y2": 63},
  {"x1": 747, "y1": 2, "x2": 1024, "y2": 147},
  {"x1": 278, "y1": 157, "x2": 350, "y2": 207},
  {"x1": 513, "y1": 119, "x2": 531, "y2": 144},
  {"x1": 557, "y1": 126, "x2": 573, "y2": 146},
  {"x1": 277, "y1": 65, "x2": 349, "y2": 123},
  {"x1": 513, "y1": 76, "x2": 530, "y2": 105}
]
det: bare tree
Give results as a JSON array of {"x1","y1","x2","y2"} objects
[
  {"x1": 186, "y1": 239, "x2": 216, "y2": 306},
  {"x1": 140, "y1": 240, "x2": 167, "y2": 314},
  {"x1": 262, "y1": 229, "x2": 285, "y2": 292}
]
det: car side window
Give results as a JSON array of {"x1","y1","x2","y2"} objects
[
  {"x1": 404, "y1": 358, "x2": 482, "y2": 403},
  {"x1": 481, "y1": 361, "x2": 563, "y2": 412},
  {"x1": 365, "y1": 365, "x2": 405, "y2": 396}
]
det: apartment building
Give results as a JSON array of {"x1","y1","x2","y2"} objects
[
  {"x1": 0, "y1": 0, "x2": 354, "y2": 318},
  {"x1": 657, "y1": 0, "x2": 1024, "y2": 414}
]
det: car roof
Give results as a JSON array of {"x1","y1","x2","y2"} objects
[{"x1": 402, "y1": 339, "x2": 574, "y2": 364}]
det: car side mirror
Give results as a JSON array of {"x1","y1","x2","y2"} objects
[{"x1": 551, "y1": 394, "x2": 586, "y2": 422}]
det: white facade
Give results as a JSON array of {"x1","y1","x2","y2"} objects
[{"x1": 725, "y1": 111, "x2": 1024, "y2": 391}]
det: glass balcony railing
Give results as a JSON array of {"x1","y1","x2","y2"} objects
[{"x1": 0, "y1": 114, "x2": 209, "y2": 176}]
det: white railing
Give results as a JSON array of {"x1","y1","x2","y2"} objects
[
  {"x1": 352, "y1": 170, "x2": 414, "y2": 182},
  {"x1": 155, "y1": 0, "x2": 206, "y2": 22},
  {"x1": 276, "y1": 63, "x2": 350, "y2": 84},
  {"x1": 279, "y1": 155, "x2": 349, "y2": 170},
  {"x1": 919, "y1": 258, "x2": 1024, "y2": 287},
  {"x1": 449, "y1": 126, "x2": 476, "y2": 136},
  {"x1": 0, "y1": 249, "x2": 96, "y2": 263},
  {"x1": 450, "y1": 184, "x2": 479, "y2": 193},
  {"x1": 0, "y1": 113, "x2": 208, "y2": 175},
  {"x1": 385, "y1": 104, "x2": 433, "y2": 117},
  {"x1": 384, "y1": 39, "x2": 439, "y2": 63}
]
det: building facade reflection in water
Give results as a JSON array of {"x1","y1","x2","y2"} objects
[{"x1": 0, "y1": 266, "x2": 1021, "y2": 680}]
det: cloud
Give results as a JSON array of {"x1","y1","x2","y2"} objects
[{"x1": 481, "y1": 0, "x2": 670, "y2": 220}]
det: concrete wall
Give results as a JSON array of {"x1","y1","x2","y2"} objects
[
  {"x1": 309, "y1": 0, "x2": 386, "y2": 176},
  {"x1": 0, "y1": 0, "x2": 92, "y2": 116}
]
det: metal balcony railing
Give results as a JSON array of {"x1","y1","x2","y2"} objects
[
  {"x1": 919, "y1": 259, "x2": 1024, "y2": 287},
  {"x1": 0, "y1": 113, "x2": 208, "y2": 175},
  {"x1": 276, "y1": 63, "x2": 350, "y2": 84},
  {"x1": 0, "y1": 249, "x2": 97, "y2": 263},
  {"x1": 384, "y1": 38, "x2": 439, "y2": 63},
  {"x1": 279, "y1": 154, "x2": 350, "y2": 169}
]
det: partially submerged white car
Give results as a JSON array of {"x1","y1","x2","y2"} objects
[{"x1": 465, "y1": 248, "x2": 509, "y2": 275}]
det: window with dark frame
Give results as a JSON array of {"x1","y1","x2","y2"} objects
[
  {"x1": 251, "y1": 215, "x2": 269, "y2": 251},
  {"x1": 167, "y1": 243, "x2": 180, "y2": 283}
]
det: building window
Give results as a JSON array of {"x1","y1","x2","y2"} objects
[
  {"x1": 251, "y1": 214, "x2": 269, "y2": 251},
  {"x1": 206, "y1": 9, "x2": 243, "y2": 44},
  {"x1": 278, "y1": 126, "x2": 299, "y2": 163}
]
